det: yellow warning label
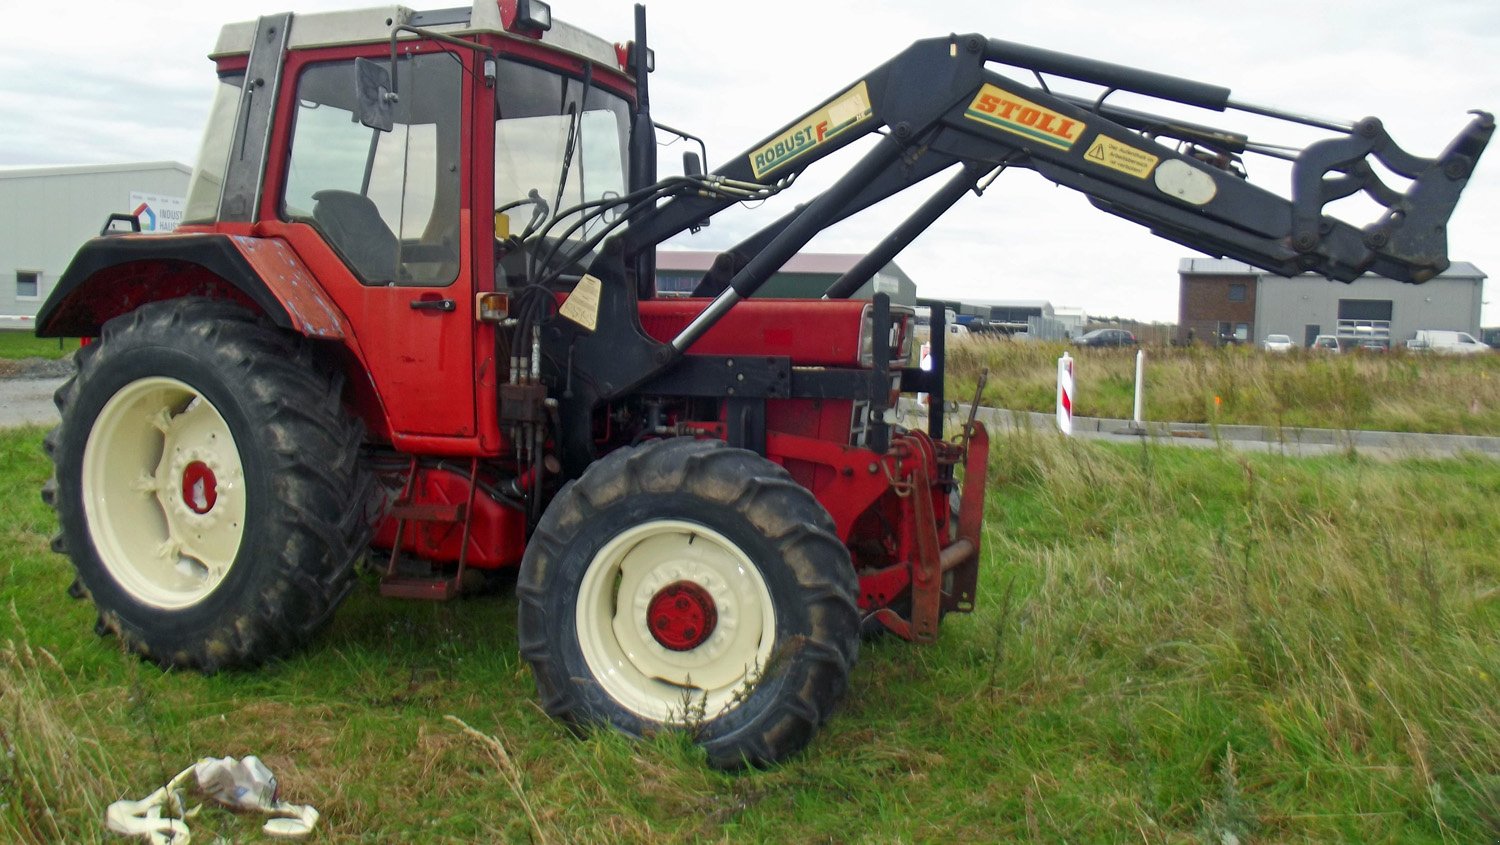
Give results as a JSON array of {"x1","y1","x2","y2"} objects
[
  {"x1": 558, "y1": 273, "x2": 602, "y2": 332},
  {"x1": 1084, "y1": 135, "x2": 1159, "y2": 179}
]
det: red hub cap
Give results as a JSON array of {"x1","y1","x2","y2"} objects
[
  {"x1": 180, "y1": 461, "x2": 218, "y2": 515},
  {"x1": 647, "y1": 581, "x2": 718, "y2": 651}
]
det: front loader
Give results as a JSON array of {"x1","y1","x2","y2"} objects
[{"x1": 34, "y1": 0, "x2": 1490, "y2": 766}]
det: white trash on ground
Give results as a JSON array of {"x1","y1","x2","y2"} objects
[{"x1": 105, "y1": 755, "x2": 318, "y2": 843}]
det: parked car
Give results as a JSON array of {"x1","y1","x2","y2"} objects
[
  {"x1": 1407, "y1": 330, "x2": 1491, "y2": 355},
  {"x1": 1262, "y1": 333, "x2": 1294, "y2": 352},
  {"x1": 1074, "y1": 328, "x2": 1137, "y2": 347},
  {"x1": 1311, "y1": 334, "x2": 1342, "y2": 353}
]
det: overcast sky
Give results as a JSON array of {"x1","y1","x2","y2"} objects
[{"x1": 2, "y1": 0, "x2": 1495, "y2": 322}]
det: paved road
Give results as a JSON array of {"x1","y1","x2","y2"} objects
[
  {"x1": 0, "y1": 376, "x2": 64, "y2": 429},
  {"x1": 904, "y1": 403, "x2": 1500, "y2": 461}
]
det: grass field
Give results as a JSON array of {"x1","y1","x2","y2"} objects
[
  {"x1": 2, "y1": 424, "x2": 1497, "y2": 843},
  {"x1": 0, "y1": 330, "x2": 74, "y2": 361},
  {"x1": 945, "y1": 338, "x2": 1500, "y2": 436}
]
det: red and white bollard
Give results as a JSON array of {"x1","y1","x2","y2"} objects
[{"x1": 1056, "y1": 351, "x2": 1074, "y2": 436}]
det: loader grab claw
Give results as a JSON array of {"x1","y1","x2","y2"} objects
[{"x1": 1290, "y1": 111, "x2": 1494, "y2": 282}]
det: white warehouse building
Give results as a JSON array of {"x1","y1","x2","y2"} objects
[
  {"x1": 1178, "y1": 257, "x2": 1485, "y2": 348},
  {"x1": 0, "y1": 162, "x2": 191, "y2": 330}
]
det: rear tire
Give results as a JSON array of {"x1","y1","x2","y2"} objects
[
  {"x1": 44, "y1": 298, "x2": 374, "y2": 671},
  {"x1": 517, "y1": 438, "x2": 860, "y2": 768}
]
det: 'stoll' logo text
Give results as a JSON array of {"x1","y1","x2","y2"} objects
[{"x1": 965, "y1": 85, "x2": 1084, "y2": 150}]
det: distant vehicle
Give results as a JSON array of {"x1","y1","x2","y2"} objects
[
  {"x1": 1407, "y1": 330, "x2": 1491, "y2": 355},
  {"x1": 1311, "y1": 334, "x2": 1342, "y2": 353},
  {"x1": 913, "y1": 306, "x2": 958, "y2": 328},
  {"x1": 1354, "y1": 339, "x2": 1389, "y2": 353},
  {"x1": 947, "y1": 323, "x2": 970, "y2": 339},
  {"x1": 1262, "y1": 333, "x2": 1294, "y2": 352},
  {"x1": 1074, "y1": 328, "x2": 1137, "y2": 347}
]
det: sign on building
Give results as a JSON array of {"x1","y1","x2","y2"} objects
[{"x1": 128, "y1": 192, "x2": 186, "y2": 233}]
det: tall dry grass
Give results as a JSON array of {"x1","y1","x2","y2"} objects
[
  {"x1": 984, "y1": 428, "x2": 1500, "y2": 839},
  {"x1": 946, "y1": 337, "x2": 1500, "y2": 434},
  {"x1": 0, "y1": 612, "x2": 124, "y2": 844}
]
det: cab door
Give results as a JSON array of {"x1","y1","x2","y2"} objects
[{"x1": 274, "y1": 47, "x2": 478, "y2": 441}]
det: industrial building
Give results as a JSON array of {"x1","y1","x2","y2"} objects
[
  {"x1": 654, "y1": 250, "x2": 917, "y2": 304},
  {"x1": 960, "y1": 299, "x2": 1073, "y2": 339},
  {"x1": 0, "y1": 162, "x2": 192, "y2": 329},
  {"x1": 1177, "y1": 257, "x2": 1486, "y2": 348}
]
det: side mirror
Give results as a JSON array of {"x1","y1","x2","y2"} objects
[{"x1": 355, "y1": 57, "x2": 394, "y2": 132}]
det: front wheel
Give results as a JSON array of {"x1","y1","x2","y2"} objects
[{"x1": 517, "y1": 438, "x2": 860, "y2": 768}]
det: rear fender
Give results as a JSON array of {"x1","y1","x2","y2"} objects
[
  {"x1": 36, "y1": 232, "x2": 392, "y2": 440},
  {"x1": 35, "y1": 233, "x2": 348, "y2": 339}
]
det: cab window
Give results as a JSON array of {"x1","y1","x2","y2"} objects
[{"x1": 282, "y1": 54, "x2": 462, "y2": 286}]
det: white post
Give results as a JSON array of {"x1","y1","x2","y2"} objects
[
  {"x1": 1056, "y1": 352, "x2": 1074, "y2": 436},
  {"x1": 1132, "y1": 348, "x2": 1146, "y2": 427}
]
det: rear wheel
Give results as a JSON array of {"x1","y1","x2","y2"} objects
[
  {"x1": 518, "y1": 438, "x2": 860, "y2": 768},
  {"x1": 44, "y1": 298, "x2": 374, "y2": 670}
]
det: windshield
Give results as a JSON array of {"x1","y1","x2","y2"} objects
[{"x1": 494, "y1": 60, "x2": 630, "y2": 284}]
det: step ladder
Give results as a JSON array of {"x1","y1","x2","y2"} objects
[{"x1": 380, "y1": 457, "x2": 479, "y2": 600}]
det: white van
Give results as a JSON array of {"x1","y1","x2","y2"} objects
[{"x1": 1407, "y1": 330, "x2": 1491, "y2": 355}]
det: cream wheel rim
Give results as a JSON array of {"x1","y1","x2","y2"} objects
[
  {"x1": 82, "y1": 376, "x2": 246, "y2": 609},
  {"x1": 575, "y1": 519, "x2": 776, "y2": 723}
]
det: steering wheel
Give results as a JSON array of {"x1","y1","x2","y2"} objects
[{"x1": 495, "y1": 188, "x2": 550, "y2": 241}]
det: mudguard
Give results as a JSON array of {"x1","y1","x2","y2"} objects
[{"x1": 35, "y1": 232, "x2": 348, "y2": 339}]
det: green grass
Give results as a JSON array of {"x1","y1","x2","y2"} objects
[
  {"x1": 946, "y1": 338, "x2": 1500, "y2": 435},
  {"x1": 0, "y1": 331, "x2": 74, "y2": 360},
  {"x1": 3, "y1": 425, "x2": 1497, "y2": 842}
]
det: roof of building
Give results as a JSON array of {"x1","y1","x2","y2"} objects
[
  {"x1": 1178, "y1": 256, "x2": 1485, "y2": 279},
  {"x1": 0, "y1": 161, "x2": 193, "y2": 180},
  {"x1": 965, "y1": 299, "x2": 1053, "y2": 309}
]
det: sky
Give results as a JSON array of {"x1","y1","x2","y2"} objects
[{"x1": 1, "y1": 0, "x2": 1495, "y2": 323}]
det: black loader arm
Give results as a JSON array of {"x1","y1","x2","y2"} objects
[{"x1": 625, "y1": 33, "x2": 1492, "y2": 340}]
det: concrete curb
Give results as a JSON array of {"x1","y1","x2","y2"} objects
[{"x1": 902, "y1": 401, "x2": 1500, "y2": 458}]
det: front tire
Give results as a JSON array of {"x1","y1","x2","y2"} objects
[
  {"x1": 44, "y1": 298, "x2": 373, "y2": 671},
  {"x1": 517, "y1": 438, "x2": 860, "y2": 768}
]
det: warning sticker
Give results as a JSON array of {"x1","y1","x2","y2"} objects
[
  {"x1": 558, "y1": 274, "x2": 602, "y2": 332},
  {"x1": 1084, "y1": 136, "x2": 1159, "y2": 179}
]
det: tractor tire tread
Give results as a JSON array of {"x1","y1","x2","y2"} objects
[
  {"x1": 44, "y1": 297, "x2": 373, "y2": 672},
  {"x1": 518, "y1": 437, "x2": 859, "y2": 768}
]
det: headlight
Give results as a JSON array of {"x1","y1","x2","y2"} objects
[{"x1": 858, "y1": 303, "x2": 913, "y2": 367}]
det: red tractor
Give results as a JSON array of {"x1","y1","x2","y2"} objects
[{"x1": 35, "y1": 0, "x2": 1489, "y2": 766}]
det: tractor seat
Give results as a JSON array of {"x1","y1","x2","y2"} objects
[{"x1": 312, "y1": 190, "x2": 400, "y2": 283}]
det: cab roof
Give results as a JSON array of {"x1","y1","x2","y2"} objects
[{"x1": 210, "y1": 2, "x2": 623, "y2": 71}]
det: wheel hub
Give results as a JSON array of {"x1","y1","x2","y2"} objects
[
  {"x1": 180, "y1": 461, "x2": 218, "y2": 515},
  {"x1": 647, "y1": 580, "x2": 718, "y2": 651}
]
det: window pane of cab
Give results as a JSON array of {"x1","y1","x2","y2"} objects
[
  {"x1": 183, "y1": 73, "x2": 246, "y2": 225},
  {"x1": 494, "y1": 60, "x2": 630, "y2": 285},
  {"x1": 282, "y1": 54, "x2": 461, "y2": 286}
]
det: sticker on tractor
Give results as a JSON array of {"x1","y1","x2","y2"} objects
[
  {"x1": 1083, "y1": 135, "x2": 1160, "y2": 179},
  {"x1": 965, "y1": 84, "x2": 1085, "y2": 150},
  {"x1": 749, "y1": 81, "x2": 874, "y2": 179},
  {"x1": 559, "y1": 274, "x2": 603, "y2": 332}
]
